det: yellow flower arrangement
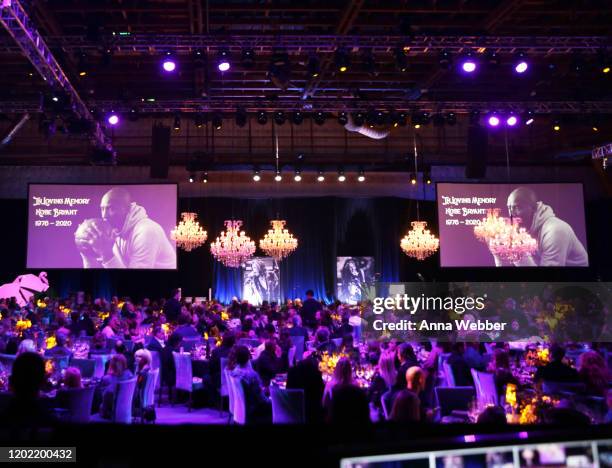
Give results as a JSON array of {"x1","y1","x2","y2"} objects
[
  {"x1": 505, "y1": 383, "x2": 517, "y2": 409},
  {"x1": 519, "y1": 403, "x2": 537, "y2": 424},
  {"x1": 161, "y1": 323, "x2": 170, "y2": 334},
  {"x1": 45, "y1": 359, "x2": 54, "y2": 375},
  {"x1": 15, "y1": 319, "x2": 32, "y2": 335},
  {"x1": 37, "y1": 299, "x2": 47, "y2": 308},
  {"x1": 221, "y1": 311, "x2": 229, "y2": 321},
  {"x1": 318, "y1": 352, "x2": 348, "y2": 376},
  {"x1": 45, "y1": 336, "x2": 57, "y2": 350},
  {"x1": 98, "y1": 312, "x2": 109, "y2": 321}
]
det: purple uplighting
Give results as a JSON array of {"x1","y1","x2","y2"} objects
[
  {"x1": 515, "y1": 61, "x2": 529, "y2": 73},
  {"x1": 462, "y1": 60, "x2": 477, "y2": 73},
  {"x1": 507, "y1": 115, "x2": 518, "y2": 126},
  {"x1": 519, "y1": 432, "x2": 529, "y2": 439},
  {"x1": 107, "y1": 114, "x2": 119, "y2": 126},
  {"x1": 218, "y1": 61, "x2": 230, "y2": 72},
  {"x1": 488, "y1": 115, "x2": 500, "y2": 127},
  {"x1": 162, "y1": 58, "x2": 176, "y2": 72}
]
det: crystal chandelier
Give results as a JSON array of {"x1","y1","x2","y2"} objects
[
  {"x1": 171, "y1": 212, "x2": 207, "y2": 251},
  {"x1": 210, "y1": 220, "x2": 256, "y2": 268},
  {"x1": 400, "y1": 221, "x2": 440, "y2": 260},
  {"x1": 474, "y1": 208, "x2": 507, "y2": 243},
  {"x1": 488, "y1": 217, "x2": 538, "y2": 263},
  {"x1": 259, "y1": 220, "x2": 298, "y2": 261}
]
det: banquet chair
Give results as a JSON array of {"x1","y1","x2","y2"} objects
[
  {"x1": 172, "y1": 351, "x2": 203, "y2": 412},
  {"x1": 289, "y1": 336, "x2": 305, "y2": 362},
  {"x1": 69, "y1": 358, "x2": 96, "y2": 379},
  {"x1": 437, "y1": 353, "x2": 452, "y2": 386},
  {"x1": 471, "y1": 369, "x2": 498, "y2": 406},
  {"x1": 55, "y1": 386, "x2": 95, "y2": 423},
  {"x1": 442, "y1": 362, "x2": 456, "y2": 387},
  {"x1": 224, "y1": 368, "x2": 235, "y2": 423},
  {"x1": 288, "y1": 346, "x2": 297, "y2": 368},
  {"x1": 113, "y1": 377, "x2": 138, "y2": 424},
  {"x1": 332, "y1": 338, "x2": 343, "y2": 349},
  {"x1": 148, "y1": 350, "x2": 162, "y2": 398},
  {"x1": 140, "y1": 369, "x2": 159, "y2": 422},
  {"x1": 227, "y1": 374, "x2": 246, "y2": 425},
  {"x1": 541, "y1": 381, "x2": 586, "y2": 396},
  {"x1": 380, "y1": 393, "x2": 393, "y2": 420},
  {"x1": 90, "y1": 354, "x2": 111, "y2": 379},
  {"x1": 180, "y1": 337, "x2": 201, "y2": 352},
  {"x1": 434, "y1": 386, "x2": 475, "y2": 420},
  {"x1": 270, "y1": 386, "x2": 305, "y2": 424},
  {"x1": 0, "y1": 354, "x2": 16, "y2": 373},
  {"x1": 219, "y1": 357, "x2": 229, "y2": 417}
]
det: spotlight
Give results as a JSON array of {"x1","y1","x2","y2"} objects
[
  {"x1": 294, "y1": 170, "x2": 302, "y2": 182},
  {"x1": 338, "y1": 112, "x2": 349, "y2": 125},
  {"x1": 162, "y1": 53, "x2": 176, "y2": 72},
  {"x1": 460, "y1": 53, "x2": 477, "y2": 73},
  {"x1": 487, "y1": 114, "x2": 500, "y2": 127},
  {"x1": 241, "y1": 48, "x2": 255, "y2": 68},
  {"x1": 597, "y1": 50, "x2": 610, "y2": 74},
  {"x1": 391, "y1": 111, "x2": 407, "y2": 127},
  {"x1": 485, "y1": 50, "x2": 501, "y2": 67},
  {"x1": 603, "y1": 66, "x2": 610, "y2": 74},
  {"x1": 514, "y1": 53, "x2": 529, "y2": 74},
  {"x1": 409, "y1": 173, "x2": 417, "y2": 185},
  {"x1": 269, "y1": 50, "x2": 291, "y2": 90},
  {"x1": 292, "y1": 111, "x2": 304, "y2": 125},
  {"x1": 201, "y1": 172, "x2": 208, "y2": 184},
  {"x1": 411, "y1": 111, "x2": 430, "y2": 128},
  {"x1": 313, "y1": 111, "x2": 326, "y2": 125},
  {"x1": 334, "y1": 48, "x2": 350, "y2": 73},
  {"x1": 337, "y1": 171, "x2": 346, "y2": 182},
  {"x1": 506, "y1": 115, "x2": 518, "y2": 127},
  {"x1": 552, "y1": 119, "x2": 561, "y2": 132},
  {"x1": 128, "y1": 107, "x2": 139, "y2": 122},
  {"x1": 274, "y1": 111, "x2": 286, "y2": 125},
  {"x1": 257, "y1": 111, "x2": 268, "y2": 125},
  {"x1": 77, "y1": 52, "x2": 89, "y2": 76},
  {"x1": 524, "y1": 110, "x2": 535, "y2": 126},
  {"x1": 445, "y1": 112, "x2": 457, "y2": 126},
  {"x1": 357, "y1": 170, "x2": 365, "y2": 182},
  {"x1": 317, "y1": 171, "x2": 325, "y2": 182},
  {"x1": 236, "y1": 109, "x2": 248, "y2": 127},
  {"x1": 307, "y1": 55, "x2": 320, "y2": 78},
  {"x1": 212, "y1": 113, "x2": 223, "y2": 130},
  {"x1": 374, "y1": 110, "x2": 386, "y2": 126},
  {"x1": 274, "y1": 171, "x2": 282, "y2": 182},
  {"x1": 107, "y1": 113, "x2": 119, "y2": 126},
  {"x1": 253, "y1": 170, "x2": 261, "y2": 182},
  {"x1": 173, "y1": 114, "x2": 181, "y2": 131},
  {"x1": 353, "y1": 112, "x2": 365, "y2": 126},
  {"x1": 188, "y1": 173, "x2": 195, "y2": 183},
  {"x1": 439, "y1": 50, "x2": 452, "y2": 69},
  {"x1": 469, "y1": 109, "x2": 481, "y2": 125},
  {"x1": 194, "y1": 113, "x2": 206, "y2": 128},
  {"x1": 424, "y1": 171, "x2": 432, "y2": 185},
  {"x1": 217, "y1": 49, "x2": 230, "y2": 72},
  {"x1": 395, "y1": 48, "x2": 408, "y2": 72}
]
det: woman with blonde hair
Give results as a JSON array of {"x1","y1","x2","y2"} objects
[
  {"x1": 16, "y1": 339, "x2": 36, "y2": 356},
  {"x1": 322, "y1": 357, "x2": 353, "y2": 409}
]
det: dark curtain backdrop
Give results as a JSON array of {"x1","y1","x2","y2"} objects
[{"x1": 0, "y1": 197, "x2": 610, "y2": 303}]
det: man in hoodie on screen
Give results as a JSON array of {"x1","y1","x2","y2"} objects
[
  {"x1": 491, "y1": 186, "x2": 588, "y2": 267},
  {"x1": 75, "y1": 187, "x2": 176, "y2": 269}
]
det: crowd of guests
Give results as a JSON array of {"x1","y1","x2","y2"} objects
[{"x1": 0, "y1": 287, "x2": 611, "y2": 426}]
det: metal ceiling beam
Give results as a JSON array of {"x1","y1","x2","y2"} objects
[{"x1": 0, "y1": 0, "x2": 114, "y2": 156}]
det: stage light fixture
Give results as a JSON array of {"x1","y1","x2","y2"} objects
[
  {"x1": 391, "y1": 112, "x2": 407, "y2": 127},
  {"x1": 274, "y1": 111, "x2": 286, "y2": 125},
  {"x1": 552, "y1": 119, "x2": 561, "y2": 132},
  {"x1": 409, "y1": 173, "x2": 417, "y2": 185},
  {"x1": 201, "y1": 172, "x2": 208, "y2": 184},
  {"x1": 274, "y1": 171, "x2": 282, "y2": 182},
  {"x1": 424, "y1": 172, "x2": 432, "y2": 185},
  {"x1": 485, "y1": 50, "x2": 500, "y2": 67},
  {"x1": 337, "y1": 171, "x2": 346, "y2": 182},
  {"x1": 241, "y1": 48, "x2": 255, "y2": 68},
  {"x1": 317, "y1": 171, "x2": 325, "y2": 182},
  {"x1": 212, "y1": 113, "x2": 223, "y2": 130},
  {"x1": 313, "y1": 111, "x2": 326, "y2": 125},
  {"x1": 173, "y1": 114, "x2": 181, "y2": 131},
  {"x1": 188, "y1": 173, "x2": 195, "y2": 183},
  {"x1": 352, "y1": 112, "x2": 365, "y2": 126},
  {"x1": 338, "y1": 112, "x2": 349, "y2": 125},
  {"x1": 107, "y1": 112, "x2": 119, "y2": 126},
  {"x1": 307, "y1": 55, "x2": 321, "y2": 78},
  {"x1": 269, "y1": 50, "x2": 291, "y2": 90},
  {"x1": 524, "y1": 110, "x2": 535, "y2": 126},
  {"x1": 128, "y1": 107, "x2": 139, "y2": 122},
  {"x1": 514, "y1": 52, "x2": 529, "y2": 74},
  {"x1": 445, "y1": 112, "x2": 457, "y2": 125},
  {"x1": 395, "y1": 48, "x2": 408, "y2": 72},
  {"x1": 357, "y1": 170, "x2": 365, "y2": 182},
  {"x1": 334, "y1": 48, "x2": 350, "y2": 73},
  {"x1": 439, "y1": 50, "x2": 452, "y2": 69},
  {"x1": 236, "y1": 109, "x2": 248, "y2": 127},
  {"x1": 194, "y1": 113, "x2": 206, "y2": 128},
  {"x1": 257, "y1": 111, "x2": 268, "y2": 125},
  {"x1": 469, "y1": 109, "x2": 481, "y2": 125},
  {"x1": 506, "y1": 115, "x2": 518, "y2": 127},
  {"x1": 253, "y1": 170, "x2": 261, "y2": 182},
  {"x1": 487, "y1": 114, "x2": 500, "y2": 127},
  {"x1": 460, "y1": 53, "x2": 477, "y2": 73},
  {"x1": 77, "y1": 52, "x2": 89, "y2": 76},
  {"x1": 294, "y1": 170, "x2": 302, "y2": 182},
  {"x1": 217, "y1": 49, "x2": 231, "y2": 72},
  {"x1": 292, "y1": 111, "x2": 304, "y2": 125},
  {"x1": 162, "y1": 53, "x2": 176, "y2": 72}
]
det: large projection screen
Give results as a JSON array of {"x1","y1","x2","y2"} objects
[
  {"x1": 437, "y1": 182, "x2": 588, "y2": 267},
  {"x1": 27, "y1": 184, "x2": 177, "y2": 269}
]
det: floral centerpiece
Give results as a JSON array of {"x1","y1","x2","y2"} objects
[
  {"x1": 524, "y1": 346, "x2": 550, "y2": 367},
  {"x1": 318, "y1": 352, "x2": 348, "y2": 378},
  {"x1": 15, "y1": 319, "x2": 32, "y2": 336}
]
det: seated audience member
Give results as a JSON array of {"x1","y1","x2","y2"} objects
[
  {"x1": 488, "y1": 349, "x2": 519, "y2": 395},
  {"x1": 323, "y1": 358, "x2": 353, "y2": 409},
  {"x1": 160, "y1": 332, "x2": 182, "y2": 398},
  {"x1": 1, "y1": 352, "x2": 56, "y2": 426},
  {"x1": 63, "y1": 367, "x2": 83, "y2": 389},
  {"x1": 45, "y1": 334, "x2": 72, "y2": 359},
  {"x1": 333, "y1": 316, "x2": 353, "y2": 339},
  {"x1": 464, "y1": 342, "x2": 488, "y2": 371},
  {"x1": 89, "y1": 332, "x2": 108, "y2": 354},
  {"x1": 288, "y1": 315, "x2": 309, "y2": 343},
  {"x1": 369, "y1": 351, "x2": 397, "y2": 418},
  {"x1": 228, "y1": 345, "x2": 271, "y2": 423},
  {"x1": 146, "y1": 325, "x2": 166, "y2": 354},
  {"x1": 578, "y1": 351, "x2": 609, "y2": 397},
  {"x1": 209, "y1": 331, "x2": 236, "y2": 392},
  {"x1": 389, "y1": 389, "x2": 421, "y2": 422},
  {"x1": 16, "y1": 339, "x2": 37, "y2": 356},
  {"x1": 328, "y1": 384, "x2": 370, "y2": 425},
  {"x1": 391, "y1": 366, "x2": 429, "y2": 422},
  {"x1": 393, "y1": 343, "x2": 419, "y2": 391},
  {"x1": 315, "y1": 327, "x2": 337, "y2": 354},
  {"x1": 477, "y1": 406, "x2": 508, "y2": 425},
  {"x1": 101, "y1": 316, "x2": 120, "y2": 339},
  {"x1": 339, "y1": 334, "x2": 359, "y2": 362},
  {"x1": 174, "y1": 312, "x2": 199, "y2": 339},
  {"x1": 255, "y1": 339, "x2": 282, "y2": 387},
  {"x1": 447, "y1": 342, "x2": 473, "y2": 387},
  {"x1": 534, "y1": 344, "x2": 579, "y2": 383},
  {"x1": 286, "y1": 354, "x2": 325, "y2": 424},
  {"x1": 98, "y1": 354, "x2": 134, "y2": 419}
]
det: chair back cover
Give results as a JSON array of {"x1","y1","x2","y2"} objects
[
  {"x1": 288, "y1": 346, "x2": 297, "y2": 367},
  {"x1": 220, "y1": 357, "x2": 229, "y2": 397},
  {"x1": 270, "y1": 386, "x2": 305, "y2": 424},
  {"x1": 471, "y1": 369, "x2": 498, "y2": 406},
  {"x1": 228, "y1": 374, "x2": 247, "y2": 424},
  {"x1": 331, "y1": 338, "x2": 343, "y2": 349},
  {"x1": 237, "y1": 338, "x2": 260, "y2": 349},
  {"x1": 70, "y1": 358, "x2": 96, "y2": 379},
  {"x1": 224, "y1": 369, "x2": 236, "y2": 418},
  {"x1": 172, "y1": 352, "x2": 193, "y2": 392},
  {"x1": 289, "y1": 336, "x2": 305, "y2": 362},
  {"x1": 0, "y1": 354, "x2": 17, "y2": 373},
  {"x1": 113, "y1": 377, "x2": 137, "y2": 424},
  {"x1": 442, "y1": 361, "x2": 456, "y2": 387},
  {"x1": 434, "y1": 386, "x2": 476, "y2": 417},
  {"x1": 181, "y1": 337, "x2": 201, "y2": 352},
  {"x1": 91, "y1": 354, "x2": 111, "y2": 379},
  {"x1": 57, "y1": 386, "x2": 95, "y2": 423},
  {"x1": 141, "y1": 369, "x2": 159, "y2": 408},
  {"x1": 123, "y1": 340, "x2": 135, "y2": 353}
]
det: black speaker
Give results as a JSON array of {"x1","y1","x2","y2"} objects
[
  {"x1": 465, "y1": 125, "x2": 488, "y2": 179},
  {"x1": 150, "y1": 123, "x2": 171, "y2": 178}
]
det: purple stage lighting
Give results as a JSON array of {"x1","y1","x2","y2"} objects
[
  {"x1": 487, "y1": 115, "x2": 500, "y2": 127},
  {"x1": 461, "y1": 59, "x2": 477, "y2": 73},
  {"x1": 506, "y1": 115, "x2": 518, "y2": 126},
  {"x1": 162, "y1": 58, "x2": 176, "y2": 72},
  {"x1": 107, "y1": 114, "x2": 119, "y2": 126},
  {"x1": 515, "y1": 61, "x2": 528, "y2": 73},
  {"x1": 218, "y1": 60, "x2": 230, "y2": 72}
]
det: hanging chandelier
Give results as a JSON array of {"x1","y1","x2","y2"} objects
[
  {"x1": 210, "y1": 220, "x2": 256, "y2": 268},
  {"x1": 474, "y1": 208, "x2": 507, "y2": 243},
  {"x1": 171, "y1": 212, "x2": 208, "y2": 251},
  {"x1": 400, "y1": 221, "x2": 439, "y2": 260},
  {"x1": 259, "y1": 219, "x2": 298, "y2": 261},
  {"x1": 488, "y1": 217, "x2": 537, "y2": 263}
]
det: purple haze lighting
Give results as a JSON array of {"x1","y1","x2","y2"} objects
[
  {"x1": 218, "y1": 60, "x2": 230, "y2": 72},
  {"x1": 506, "y1": 115, "x2": 518, "y2": 126},
  {"x1": 162, "y1": 58, "x2": 176, "y2": 72},
  {"x1": 464, "y1": 435, "x2": 476, "y2": 443},
  {"x1": 519, "y1": 431, "x2": 529, "y2": 439},
  {"x1": 462, "y1": 60, "x2": 477, "y2": 73},
  {"x1": 515, "y1": 61, "x2": 528, "y2": 73},
  {"x1": 107, "y1": 114, "x2": 119, "y2": 126},
  {"x1": 487, "y1": 115, "x2": 500, "y2": 127}
]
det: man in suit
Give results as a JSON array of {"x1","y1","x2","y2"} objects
[
  {"x1": 393, "y1": 343, "x2": 420, "y2": 391},
  {"x1": 288, "y1": 315, "x2": 309, "y2": 342},
  {"x1": 174, "y1": 312, "x2": 199, "y2": 339},
  {"x1": 300, "y1": 290, "x2": 321, "y2": 329},
  {"x1": 287, "y1": 354, "x2": 325, "y2": 423},
  {"x1": 209, "y1": 331, "x2": 236, "y2": 401},
  {"x1": 163, "y1": 288, "x2": 182, "y2": 323},
  {"x1": 534, "y1": 344, "x2": 579, "y2": 383},
  {"x1": 146, "y1": 325, "x2": 166, "y2": 354},
  {"x1": 160, "y1": 333, "x2": 182, "y2": 402}
]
